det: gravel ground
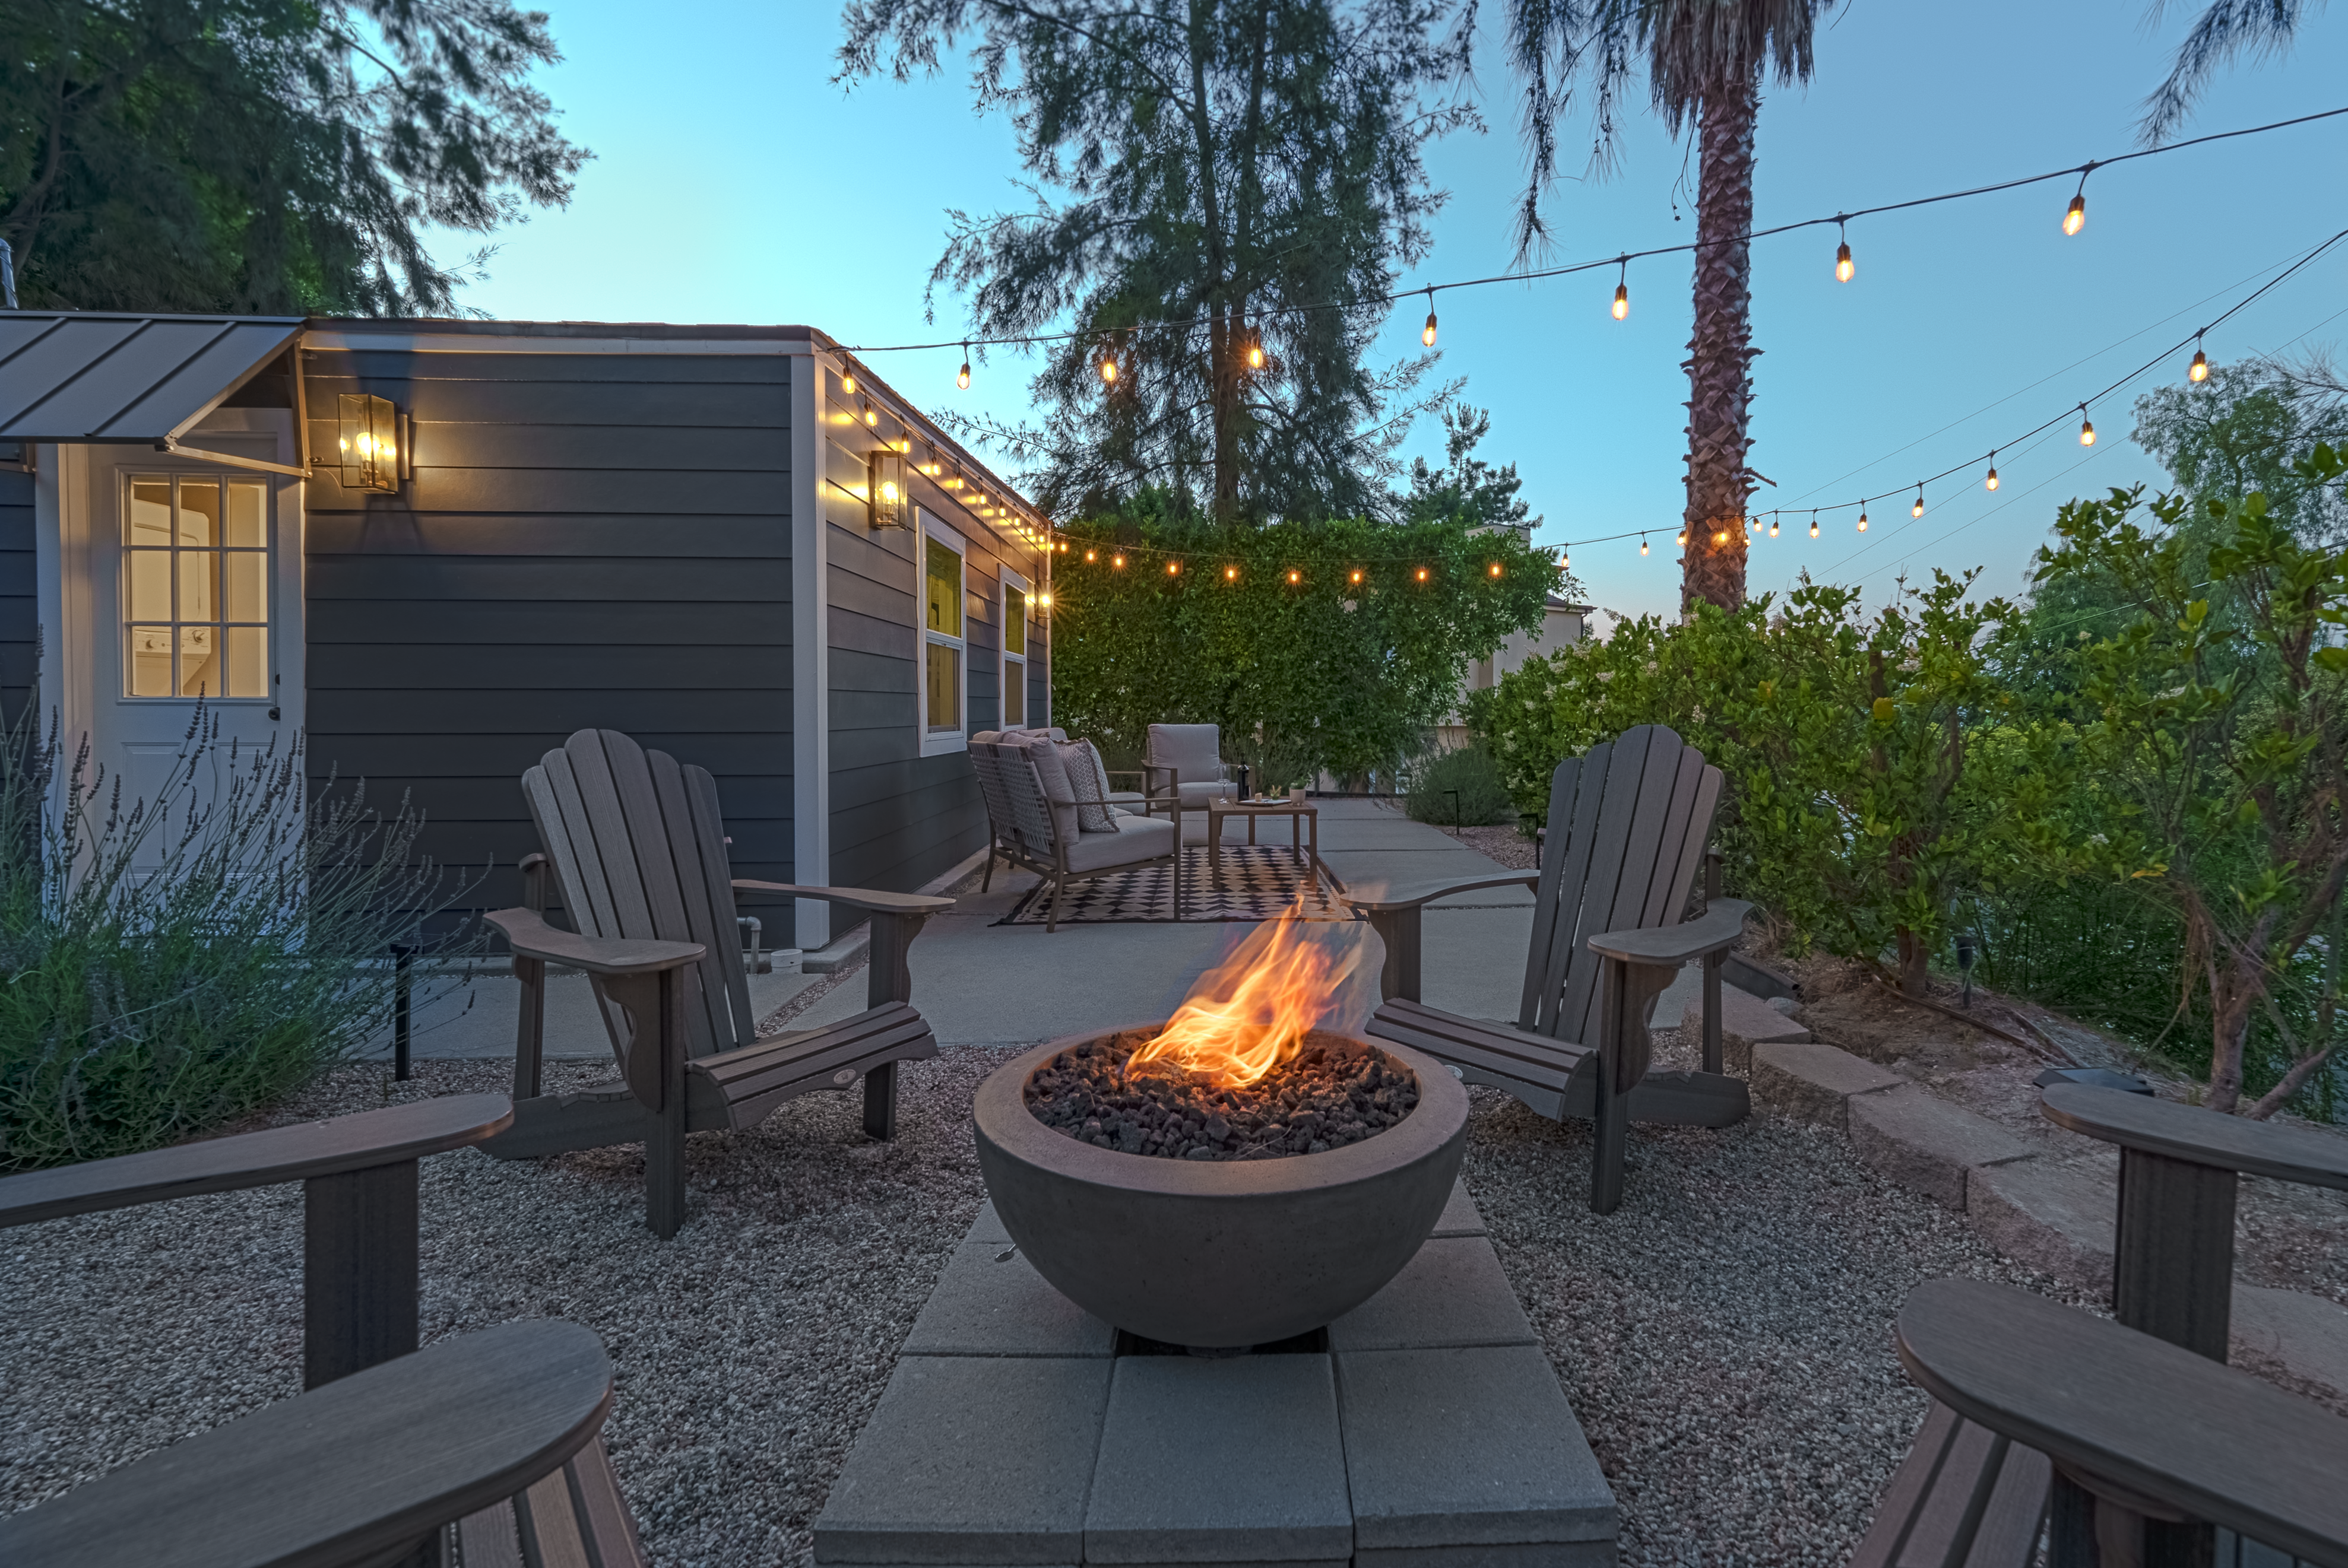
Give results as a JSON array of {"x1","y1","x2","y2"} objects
[{"x1": 4, "y1": 1029, "x2": 2087, "y2": 1567}]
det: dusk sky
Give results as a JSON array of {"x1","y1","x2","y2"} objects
[{"x1": 440, "y1": 1, "x2": 2346, "y2": 628}]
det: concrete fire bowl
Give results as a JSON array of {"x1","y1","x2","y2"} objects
[{"x1": 972, "y1": 1025, "x2": 1469, "y2": 1350}]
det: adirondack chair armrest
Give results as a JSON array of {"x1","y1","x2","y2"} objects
[
  {"x1": 1585, "y1": 899, "x2": 1752, "y2": 969},
  {"x1": 485, "y1": 907, "x2": 706, "y2": 976},
  {"x1": 2039, "y1": 1081, "x2": 2348, "y2": 1189},
  {"x1": 730, "y1": 881, "x2": 956, "y2": 916},
  {"x1": 1344, "y1": 873, "x2": 1539, "y2": 913}
]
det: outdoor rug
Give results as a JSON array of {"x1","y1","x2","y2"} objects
[{"x1": 995, "y1": 843, "x2": 1347, "y2": 925}]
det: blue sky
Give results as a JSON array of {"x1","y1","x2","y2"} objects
[{"x1": 442, "y1": 1, "x2": 2346, "y2": 627}]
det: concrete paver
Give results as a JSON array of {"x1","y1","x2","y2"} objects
[
  {"x1": 1327, "y1": 1237, "x2": 1541, "y2": 1353},
  {"x1": 901, "y1": 1240, "x2": 1116, "y2": 1358}
]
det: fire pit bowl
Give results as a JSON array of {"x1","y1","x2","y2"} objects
[{"x1": 972, "y1": 1024, "x2": 1469, "y2": 1350}]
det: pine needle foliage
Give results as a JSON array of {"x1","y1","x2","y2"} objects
[{"x1": 0, "y1": 702, "x2": 484, "y2": 1170}]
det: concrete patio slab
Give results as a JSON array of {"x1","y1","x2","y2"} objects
[
  {"x1": 1336, "y1": 1344, "x2": 1617, "y2": 1560},
  {"x1": 901, "y1": 1240, "x2": 1117, "y2": 1358},
  {"x1": 813, "y1": 1355, "x2": 1114, "y2": 1566},
  {"x1": 1431, "y1": 1179, "x2": 1485, "y2": 1237},
  {"x1": 1327, "y1": 1237, "x2": 1541, "y2": 1353},
  {"x1": 1085, "y1": 1355, "x2": 1353, "y2": 1567},
  {"x1": 970, "y1": 1199, "x2": 1012, "y2": 1245}
]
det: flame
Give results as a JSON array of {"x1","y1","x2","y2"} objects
[{"x1": 1124, "y1": 913, "x2": 1364, "y2": 1090}]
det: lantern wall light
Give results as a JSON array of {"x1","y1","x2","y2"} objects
[
  {"x1": 869, "y1": 449, "x2": 910, "y2": 529},
  {"x1": 337, "y1": 393, "x2": 405, "y2": 493}
]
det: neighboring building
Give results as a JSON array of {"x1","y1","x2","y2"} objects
[
  {"x1": 1434, "y1": 593, "x2": 1589, "y2": 751},
  {"x1": 0, "y1": 312, "x2": 1053, "y2": 951}
]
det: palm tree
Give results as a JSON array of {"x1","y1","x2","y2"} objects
[
  {"x1": 2141, "y1": 1, "x2": 2330, "y2": 144},
  {"x1": 1505, "y1": 0, "x2": 1836, "y2": 612}
]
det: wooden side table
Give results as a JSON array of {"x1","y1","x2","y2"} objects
[{"x1": 1205, "y1": 799, "x2": 1342, "y2": 894}]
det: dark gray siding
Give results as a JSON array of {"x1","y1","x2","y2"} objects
[
  {"x1": 301, "y1": 347, "x2": 793, "y2": 922},
  {"x1": 0, "y1": 464, "x2": 32, "y2": 720},
  {"x1": 820, "y1": 367, "x2": 1045, "y2": 893}
]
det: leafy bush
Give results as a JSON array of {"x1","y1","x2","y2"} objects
[
  {"x1": 0, "y1": 705, "x2": 481, "y2": 1170},
  {"x1": 1405, "y1": 745, "x2": 1516, "y2": 826}
]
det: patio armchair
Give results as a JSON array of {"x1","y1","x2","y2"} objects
[
  {"x1": 974, "y1": 729, "x2": 1145, "y2": 892},
  {"x1": 1143, "y1": 723, "x2": 1244, "y2": 820},
  {"x1": 974, "y1": 736, "x2": 1180, "y2": 931}
]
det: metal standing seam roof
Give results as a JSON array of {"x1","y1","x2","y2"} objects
[{"x1": 0, "y1": 312, "x2": 303, "y2": 443}]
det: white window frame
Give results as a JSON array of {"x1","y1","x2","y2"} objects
[
  {"x1": 918, "y1": 509, "x2": 969, "y2": 756},
  {"x1": 999, "y1": 564, "x2": 1031, "y2": 731},
  {"x1": 120, "y1": 471, "x2": 275, "y2": 703}
]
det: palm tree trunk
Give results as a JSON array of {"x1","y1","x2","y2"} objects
[{"x1": 1680, "y1": 70, "x2": 1760, "y2": 613}]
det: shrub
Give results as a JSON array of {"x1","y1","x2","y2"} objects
[
  {"x1": 1405, "y1": 745, "x2": 1516, "y2": 826},
  {"x1": 0, "y1": 704, "x2": 482, "y2": 1170}
]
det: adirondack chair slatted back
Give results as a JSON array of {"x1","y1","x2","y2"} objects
[
  {"x1": 1519, "y1": 725, "x2": 1722, "y2": 1045},
  {"x1": 522, "y1": 729, "x2": 756, "y2": 1064}
]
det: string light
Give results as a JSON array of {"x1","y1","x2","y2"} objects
[
  {"x1": 1488, "y1": 562, "x2": 1503, "y2": 577},
  {"x1": 1246, "y1": 332, "x2": 1265, "y2": 370},
  {"x1": 1858, "y1": 504, "x2": 1869, "y2": 532},
  {"x1": 842, "y1": 369, "x2": 858, "y2": 395},
  {"x1": 1612, "y1": 258, "x2": 1630, "y2": 320},
  {"x1": 1085, "y1": 549, "x2": 1097, "y2": 563},
  {"x1": 958, "y1": 344, "x2": 971, "y2": 389},
  {"x1": 2078, "y1": 405, "x2": 2096, "y2": 446},
  {"x1": 1113, "y1": 554, "x2": 1126, "y2": 569},
  {"x1": 1225, "y1": 564, "x2": 1238, "y2": 580},
  {"x1": 1835, "y1": 219, "x2": 1854, "y2": 283},
  {"x1": 1561, "y1": 550, "x2": 1570, "y2": 567},
  {"x1": 1036, "y1": 591, "x2": 1052, "y2": 607},
  {"x1": 1810, "y1": 513, "x2": 1820, "y2": 538},
  {"x1": 1100, "y1": 353, "x2": 1118, "y2": 385},
  {"x1": 1167, "y1": 560, "x2": 1180, "y2": 575},
  {"x1": 2189, "y1": 332, "x2": 2210, "y2": 382},
  {"x1": 1288, "y1": 569, "x2": 1301, "y2": 584},
  {"x1": 1769, "y1": 515, "x2": 1780, "y2": 538},
  {"x1": 1912, "y1": 484, "x2": 1925, "y2": 516},
  {"x1": 1349, "y1": 569, "x2": 1364, "y2": 584},
  {"x1": 1641, "y1": 535, "x2": 1650, "y2": 556},
  {"x1": 861, "y1": 399, "x2": 877, "y2": 427},
  {"x1": 1985, "y1": 452, "x2": 2000, "y2": 491},
  {"x1": 1422, "y1": 288, "x2": 1438, "y2": 347},
  {"x1": 1675, "y1": 528, "x2": 1687, "y2": 547},
  {"x1": 1414, "y1": 567, "x2": 1430, "y2": 582},
  {"x1": 2063, "y1": 167, "x2": 2090, "y2": 236}
]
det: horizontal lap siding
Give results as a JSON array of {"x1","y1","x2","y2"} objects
[
  {"x1": 0, "y1": 469, "x2": 34, "y2": 720},
  {"x1": 303, "y1": 348, "x2": 791, "y2": 922},
  {"x1": 822, "y1": 369, "x2": 1042, "y2": 890}
]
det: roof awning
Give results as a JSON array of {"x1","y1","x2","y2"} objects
[{"x1": 0, "y1": 312, "x2": 303, "y2": 444}]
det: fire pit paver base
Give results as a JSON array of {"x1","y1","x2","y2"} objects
[
  {"x1": 1326, "y1": 1237, "x2": 1541, "y2": 1353},
  {"x1": 814, "y1": 1356, "x2": 1112, "y2": 1566},
  {"x1": 1336, "y1": 1345, "x2": 1617, "y2": 1561},
  {"x1": 903, "y1": 1241, "x2": 1117, "y2": 1359},
  {"x1": 814, "y1": 1180, "x2": 1618, "y2": 1568},
  {"x1": 1086, "y1": 1357, "x2": 1354, "y2": 1566}
]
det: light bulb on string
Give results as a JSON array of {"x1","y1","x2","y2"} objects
[
  {"x1": 1349, "y1": 569, "x2": 1364, "y2": 585},
  {"x1": 1288, "y1": 569, "x2": 1300, "y2": 584},
  {"x1": 842, "y1": 369, "x2": 858, "y2": 395},
  {"x1": 2078, "y1": 405, "x2": 2096, "y2": 446},
  {"x1": 2064, "y1": 193, "x2": 2086, "y2": 236},
  {"x1": 1809, "y1": 513, "x2": 1820, "y2": 538},
  {"x1": 861, "y1": 399, "x2": 877, "y2": 427},
  {"x1": 1912, "y1": 485, "x2": 1925, "y2": 518},
  {"x1": 1834, "y1": 218, "x2": 1854, "y2": 283},
  {"x1": 2189, "y1": 332, "x2": 2210, "y2": 383},
  {"x1": 1085, "y1": 549, "x2": 1097, "y2": 563},
  {"x1": 1167, "y1": 560, "x2": 1180, "y2": 576},
  {"x1": 1769, "y1": 515, "x2": 1780, "y2": 538},
  {"x1": 1488, "y1": 562, "x2": 1503, "y2": 577},
  {"x1": 1224, "y1": 564, "x2": 1238, "y2": 581},
  {"x1": 1415, "y1": 567, "x2": 1430, "y2": 583},
  {"x1": 1422, "y1": 288, "x2": 1438, "y2": 348},
  {"x1": 1099, "y1": 353, "x2": 1118, "y2": 385},
  {"x1": 958, "y1": 344, "x2": 971, "y2": 389},
  {"x1": 1245, "y1": 327, "x2": 1265, "y2": 370},
  {"x1": 1675, "y1": 529, "x2": 1687, "y2": 547},
  {"x1": 1561, "y1": 550, "x2": 1570, "y2": 569},
  {"x1": 1113, "y1": 554, "x2": 1126, "y2": 569},
  {"x1": 1641, "y1": 535, "x2": 1650, "y2": 556},
  {"x1": 1612, "y1": 258, "x2": 1630, "y2": 320},
  {"x1": 1858, "y1": 504, "x2": 1869, "y2": 532},
  {"x1": 1986, "y1": 452, "x2": 2000, "y2": 491}
]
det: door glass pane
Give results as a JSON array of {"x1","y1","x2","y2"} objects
[
  {"x1": 178, "y1": 626, "x2": 218, "y2": 697},
  {"x1": 1004, "y1": 658, "x2": 1025, "y2": 726},
  {"x1": 128, "y1": 481, "x2": 172, "y2": 544},
  {"x1": 178, "y1": 550, "x2": 216, "y2": 621},
  {"x1": 225, "y1": 627, "x2": 267, "y2": 699},
  {"x1": 927, "y1": 642, "x2": 960, "y2": 731},
  {"x1": 1005, "y1": 586, "x2": 1026, "y2": 655},
  {"x1": 127, "y1": 627, "x2": 173, "y2": 696},
  {"x1": 926, "y1": 539, "x2": 962, "y2": 637},
  {"x1": 126, "y1": 550, "x2": 170, "y2": 621},
  {"x1": 178, "y1": 481, "x2": 219, "y2": 547},
  {"x1": 223, "y1": 482, "x2": 265, "y2": 547},
  {"x1": 224, "y1": 551, "x2": 267, "y2": 623}
]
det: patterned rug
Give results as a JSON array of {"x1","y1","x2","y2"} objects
[{"x1": 996, "y1": 843, "x2": 1349, "y2": 925}]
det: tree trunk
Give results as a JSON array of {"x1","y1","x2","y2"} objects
[
  {"x1": 1680, "y1": 71, "x2": 1759, "y2": 614},
  {"x1": 1896, "y1": 928, "x2": 1930, "y2": 998}
]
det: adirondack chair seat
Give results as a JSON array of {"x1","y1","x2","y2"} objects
[
  {"x1": 485, "y1": 730, "x2": 953, "y2": 1237},
  {"x1": 1351, "y1": 726, "x2": 1751, "y2": 1213}
]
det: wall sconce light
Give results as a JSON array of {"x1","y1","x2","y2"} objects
[
  {"x1": 869, "y1": 449, "x2": 909, "y2": 529},
  {"x1": 337, "y1": 393, "x2": 403, "y2": 492}
]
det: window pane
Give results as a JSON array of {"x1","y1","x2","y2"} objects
[
  {"x1": 225, "y1": 627, "x2": 268, "y2": 698},
  {"x1": 1005, "y1": 586, "x2": 1026, "y2": 655},
  {"x1": 126, "y1": 549, "x2": 170, "y2": 621},
  {"x1": 178, "y1": 481, "x2": 219, "y2": 547},
  {"x1": 178, "y1": 626, "x2": 218, "y2": 697},
  {"x1": 224, "y1": 481, "x2": 266, "y2": 548},
  {"x1": 926, "y1": 539, "x2": 962, "y2": 637},
  {"x1": 128, "y1": 481, "x2": 173, "y2": 545},
  {"x1": 178, "y1": 550, "x2": 217, "y2": 621},
  {"x1": 127, "y1": 627, "x2": 173, "y2": 696},
  {"x1": 224, "y1": 551, "x2": 267, "y2": 622},
  {"x1": 1003, "y1": 658, "x2": 1025, "y2": 726},
  {"x1": 927, "y1": 641, "x2": 960, "y2": 731}
]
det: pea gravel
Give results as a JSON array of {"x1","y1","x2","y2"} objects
[{"x1": 4, "y1": 1033, "x2": 2084, "y2": 1567}]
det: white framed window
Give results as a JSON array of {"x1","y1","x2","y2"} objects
[
  {"x1": 123, "y1": 474, "x2": 271, "y2": 699},
  {"x1": 920, "y1": 510, "x2": 968, "y2": 755},
  {"x1": 1000, "y1": 566, "x2": 1030, "y2": 729}
]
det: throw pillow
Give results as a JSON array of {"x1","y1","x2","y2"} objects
[
  {"x1": 1057, "y1": 739, "x2": 1120, "y2": 833},
  {"x1": 1018, "y1": 735, "x2": 1079, "y2": 813}
]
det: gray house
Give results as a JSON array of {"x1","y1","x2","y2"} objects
[{"x1": 0, "y1": 313, "x2": 1054, "y2": 951}]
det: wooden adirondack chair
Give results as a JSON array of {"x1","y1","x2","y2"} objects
[
  {"x1": 481, "y1": 729, "x2": 952, "y2": 1237},
  {"x1": 1353, "y1": 725, "x2": 1752, "y2": 1213}
]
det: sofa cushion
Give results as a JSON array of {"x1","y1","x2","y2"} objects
[{"x1": 1065, "y1": 810, "x2": 1175, "y2": 872}]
